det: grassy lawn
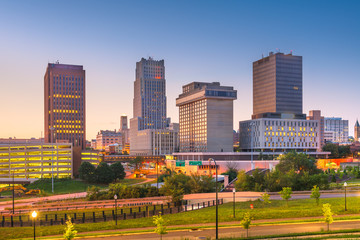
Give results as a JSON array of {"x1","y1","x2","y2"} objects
[
  {"x1": 2, "y1": 196, "x2": 360, "y2": 239},
  {"x1": 24, "y1": 178, "x2": 107, "y2": 195},
  {"x1": 22, "y1": 178, "x2": 145, "y2": 195}
]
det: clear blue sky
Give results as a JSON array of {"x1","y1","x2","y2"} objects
[{"x1": 0, "y1": 0, "x2": 359, "y2": 139}]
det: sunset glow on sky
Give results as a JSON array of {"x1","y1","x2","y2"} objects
[{"x1": 0, "y1": 0, "x2": 359, "y2": 140}]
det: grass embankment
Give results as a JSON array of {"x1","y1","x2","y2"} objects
[
  {"x1": 3, "y1": 196, "x2": 360, "y2": 239},
  {"x1": 1, "y1": 178, "x2": 146, "y2": 197}
]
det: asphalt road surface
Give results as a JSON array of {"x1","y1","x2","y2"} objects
[{"x1": 77, "y1": 220, "x2": 360, "y2": 239}]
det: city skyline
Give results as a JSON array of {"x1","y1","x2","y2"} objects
[{"x1": 1, "y1": 0, "x2": 359, "y2": 140}]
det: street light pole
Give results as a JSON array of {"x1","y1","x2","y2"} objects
[
  {"x1": 114, "y1": 194, "x2": 118, "y2": 225},
  {"x1": 344, "y1": 182, "x2": 347, "y2": 211},
  {"x1": 12, "y1": 172, "x2": 15, "y2": 214},
  {"x1": 208, "y1": 158, "x2": 218, "y2": 240},
  {"x1": 32, "y1": 210, "x2": 37, "y2": 240},
  {"x1": 156, "y1": 159, "x2": 159, "y2": 189},
  {"x1": 233, "y1": 188, "x2": 236, "y2": 218}
]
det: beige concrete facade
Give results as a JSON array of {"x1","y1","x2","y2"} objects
[{"x1": 176, "y1": 82, "x2": 237, "y2": 152}]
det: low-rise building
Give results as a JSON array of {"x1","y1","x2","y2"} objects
[
  {"x1": 81, "y1": 150, "x2": 102, "y2": 166},
  {"x1": 0, "y1": 143, "x2": 73, "y2": 179},
  {"x1": 239, "y1": 118, "x2": 320, "y2": 152},
  {"x1": 130, "y1": 129, "x2": 179, "y2": 156},
  {"x1": 324, "y1": 117, "x2": 349, "y2": 143},
  {"x1": 96, "y1": 130, "x2": 122, "y2": 150}
]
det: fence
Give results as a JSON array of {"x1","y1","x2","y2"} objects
[{"x1": 1, "y1": 199, "x2": 223, "y2": 227}]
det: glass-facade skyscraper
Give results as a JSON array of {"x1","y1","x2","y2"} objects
[
  {"x1": 252, "y1": 52, "x2": 303, "y2": 119},
  {"x1": 44, "y1": 63, "x2": 86, "y2": 149}
]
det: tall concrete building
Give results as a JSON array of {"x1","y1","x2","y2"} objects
[
  {"x1": 355, "y1": 120, "x2": 360, "y2": 142},
  {"x1": 44, "y1": 63, "x2": 86, "y2": 149},
  {"x1": 120, "y1": 115, "x2": 128, "y2": 130},
  {"x1": 130, "y1": 57, "x2": 178, "y2": 155},
  {"x1": 120, "y1": 115, "x2": 130, "y2": 152},
  {"x1": 307, "y1": 110, "x2": 325, "y2": 150},
  {"x1": 176, "y1": 82, "x2": 237, "y2": 152},
  {"x1": 324, "y1": 117, "x2": 349, "y2": 143},
  {"x1": 132, "y1": 57, "x2": 168, "y2": 130},
  {"x1": 252, "y1": 52, "x2": 304, "y2": 119}
]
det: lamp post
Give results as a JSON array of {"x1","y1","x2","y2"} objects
[
  {"x1": 32, "y1": 210, "x2": 37, "y2": 240},
  {"x1": 208, "y1": 158, "x2": 218, "y2": 240},
  {"x1": 50, "y1": 126, "x2": 55, "y2": 194},
  {"x1": 12, "y1": 171, "x2": 15, "y2": 214},
  {"x1": 114, "y1": 194, "x2": 118, "y2": 225},
  {"x1": 344, "y1": 182, "x2": 347, "y2": 211},
  {"x1": 250, "y1": 122, "x2": 256, "y2": 170},
  {"x1": 156, "y1": 159, "x2": 159, "y2": 189},
  {"x1": 233, "y1": 188, "x2": 236, "y2": 218}
]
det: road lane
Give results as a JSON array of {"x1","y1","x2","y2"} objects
[{"x1": 77, "y1": 220, "x2": 360, "y2": 239}]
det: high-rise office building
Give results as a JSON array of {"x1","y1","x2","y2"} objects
[
  {"x1": 252, "y1": 52, "x2": 304, "y2": 119},
  {"x1": 240, "y1": 51, "x2": 322, "y2": 154},
  {"x1": 44, "y1": 63, "x2": 86, "y2": 149},
  {"x1": 176, "y1": 82, "x2": 237, "y2": 152},
  {"x1": 130, "y1": 57, "x2": 178, "y2": 155},
  {"x1": 132, "y1": 57, "x2": 168, "y2": 130}
]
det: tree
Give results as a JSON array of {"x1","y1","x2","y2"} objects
[
  {"x1": 276, "y1": 152, "x2": 320, "y2": 175},
  {"x1": 339, "y1": 145, "x2": 351, "y2": 158},
  {"x1": 153, "y1": 214, "x2": 167, "y2": 240},
  {"x1": 189, "y1": 173, "x2": 216, "y2": 193},
  {"x1": 279, "y1": 187, "x2": 292, "y2": 207},
  {"x1": 323, "y1": 143, "x2": 339, "y2": 158},
  {"x1": 158, "y1": 168, "x2": 174, "y2": 183},
  {"x1": 160, "y1": 173, "x2": 191, "y2": 205},
  {"x1": 322, "y1": 203, "x2": 333, "y2": 231},
  {"x1": 63, "y1": 216, "x2": 77, "y2": 240},
  {"x1": 110, "y1": 162, "x2": 126, "y2": 180},
  {"x1": 310, "y1": 185, "x2": 321, "y2": 205},
  {"x1": 129, "y1": 156, "x2": 144, "y2": 172},
  {"x1": 95, "y1": 162, "x2": 115, "y2": 184},
  {"x1": 260, "y1": 192, "x2": 271, "y2": 205},
  {"x1": 240, "y1": 212, "x2": 252, "y2": 238},
  {"x1": 222, "y1": 168, "x2": 238, "y2": 182},
  {"x1": 78, "y1": 162, "x2": 96, "y2": 182}
]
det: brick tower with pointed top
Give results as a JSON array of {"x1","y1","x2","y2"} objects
[{"x1": 355, "y1": 120, "x2": 360, "y2": 142}]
